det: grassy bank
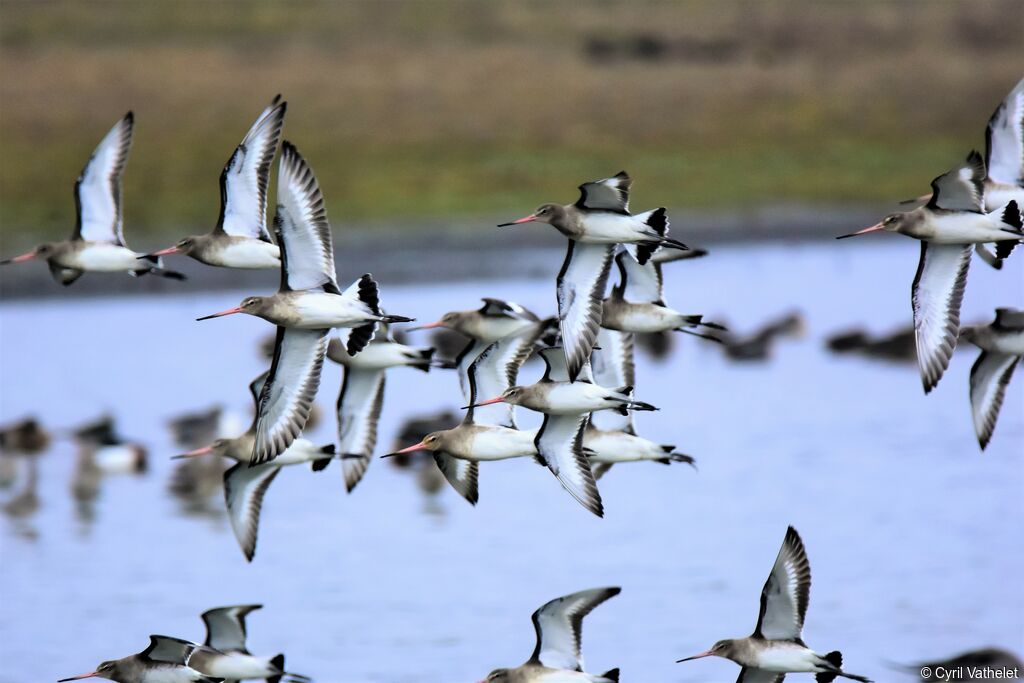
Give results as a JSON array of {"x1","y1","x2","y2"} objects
[{"x1": 1, "y1": 0, "x2": 1021, "y2": 247}]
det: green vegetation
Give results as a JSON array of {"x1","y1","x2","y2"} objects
[{"x1": 1, "y1": 0, "x2": 1021, "y2": 247}]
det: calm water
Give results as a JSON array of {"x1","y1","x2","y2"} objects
[{"x1": 0, "y1": 240, "x2": 1021, "y2": 683}]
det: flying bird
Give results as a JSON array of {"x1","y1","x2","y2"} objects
[
  {"x1": 1, "y1": 113, "x2": 184, "y2": 285},
  {"x1": 197, "y1": 141, "x2": 411, "y2": 465},
  {"x1": 327, "y1": 326, "x2": 435, "y2": 492},
  {"x1": 677, "y1": 526, "x2": 872, "y2": 683},
  {"x1": 144, "y1": 96, "x2": 285, "y2": 269},
  {"x1": 476, "y1": 586, "x2": 621, "y2": 683},
  {"x1": 960, "y1": 308, "x2": 1024, "y2": 450},
  {"x1": 498, "y1": 172, "x2": 687, "y2": 380},
  {"x1": 187, "y1": 604, "x2": 309, "y2": 682},
  {"x1": 58, "y1": 635, "x2": 219, "y2": 683},
  {"x1": 838, "y1": 152, "x2": 1022, "y2": 392},
  {"x1": 173, "y1": 372, "x2": 334, "y2": 561}
]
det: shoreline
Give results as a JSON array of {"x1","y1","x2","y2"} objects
[{"x1": 0, "y1": 203, "x2": 882, "y2": 301}]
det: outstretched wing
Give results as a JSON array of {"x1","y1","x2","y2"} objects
[
  {"x1": 223, "y1": 462, "x2": 281, "y2": 562},
  {"x1": 737, "y1": 669, "x2": 786, "y2": 683},
  {"x1": 613, "y1": 250, "x2": 663, "y2": 304},
  {"x1": 753, "y1": 526, "x2": 811, "y2": 641},
  {"x1": 216, "y1": 96, "x2": 286, "y2": 241},
  {"x1": 73, "y1": 112, "x2": 134, "y2": 245},
  {"x1": 433, "y1": 453, "x2": 478, "y2": 505},
  {"x1": 590, "y1": 328, "x2": 636, "y2": 433},
  {"x1": 527, "y1": 586, "x2": 621, "y2": 670},
  {"x1": 576, "y1": 171, "x2": 631, "y2": 213},
  {"x1": 337, "y1": 368, "x2": 385, "y2": 491},
  {"x1": 557, "y1": 242, "x2": 615, "y2": 381},
  {"x1": 534, "y1": 414, "x2": 603, "y2": 517},
  {"x1": 252, "y1": 327, "x2": 330, "y2": 465},
  {"x1": 466, "y1": 331, "x2": 539, "y2": 427},
  {"x1": 911, "y1": 243, "x2": 972, "y2": 393},
  {"x1": 141, "y1": 635, "x2": 197, "y2": 664},
  {"x1": 200, "y1": 604, "x2": 262, "y2": 653},
  {"x1": 969, "y1": 351, "x2": 1020, "y2": 450},
  {"x1": 275, "y1": 141, "x2": 338, "y2": 292},
  {"x1": 986, "y1": 78, "x2": 1024, "y2": 186},
  {"x1": 926, "y1": 152, "x2": 986, "y2": 213}
]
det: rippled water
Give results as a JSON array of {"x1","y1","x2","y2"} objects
[{"x1": 1, "y1": 239, "x2": 1021, "y2": 683}]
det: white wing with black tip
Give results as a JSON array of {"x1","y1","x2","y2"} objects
[
  {"x1": 557, "y1": 241, "x2": 615, "y2": 381},
  {"x1": 433, "y1": 453, "x2": 479, "y2": 505},
  {"x1": 752, "y1": 526, "x2": 811, "y2": 641},
  {"x1": 73, "y1": 112, "x2": 134, "y2": 245},
  {"x1": 912, "y1": 243, "x2": 973, "y2": 393},
  {"x1": 466, "y1": 331, "x2": 539, "y2": 428},
  {"x1": 275, "y1": 141, "x2": 338, "y2": 292},
  {"x1": 613, "y1": 249, "x2": 663, "y2": 304},
  {"x1": 224, "y1": 461, "x2": 281, "y2": 562},
  {"x1": 986, "y1": 78, "x2": 1024, "y2": 186},
  {"x1": 575, "y1": 171, "x2": 631, "y2": 213},
  {"x1": 200, "y1": 604, "x2": 262, "y2": 653},
  {"x1": 590, "y1": 328, "x2": 636, "y2": 433},
  {"x1": 216, "y1": 96, "x2": 285, "y2": 240},
  {"x1": 927, "y1": 152, "x2": 986, "y2": 213},
  {"x1": 535, "y1": 414, "x2": 603, "y2": 517},
  {"x1": 141, "y1": 635, "x2": 198, "y2": 664},
  {"x1": 337, "y1": 368, "x2": 385, "y2": 491},
  {"x1": 527, "y1": 586, "x2": 621, "y2": 670},
  {"x1": 969, "y1": 351, "x2": 1020, "y2": 449},
  {"x1": 252, "y1": 327, "x2": 330, "y2": 465},
  {"x1": 736, "y1": 669, "x2": 786, "y2": 683},
  {"x1": 456, "y1": 339, "x2": 490, "y2": 399},
  {"x1": 538, "y1": 346, "x2": 593, "y2": 384}
]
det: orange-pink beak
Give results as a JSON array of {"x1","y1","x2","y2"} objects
[
  {"x1": 1, "y1": 251, "x2": 38, "y2": 264},
  {"x1": 497, "y1": 215, "x2": 537, "y2": 227},
  {"x1": 463, "y1": 396, "x2": 505, "y2": 409},
  {"x1": 836, "y1": 222, "x2": 885, "y2": 240},
  {"x1": 58, "y1": 672, "x2": 101, "y2": 681},
  {"x1": 406, "y1": 320, "x2": 445, "y2": 332},
  {"x1": 383, "y1": 441, "x2": 428, "y2": 457},
  {"x1": 171, "y1": 445, "x2": 213, "y2": 459},
  {"x1": 196, "y1": 306, "x2": 243, "y2": 321},
  {"x1": 148, "y1": 246, "x2": 180, "y2": 257},
  {"x1": 676, "y1": 650, "x2": 715, "y2": 663}
]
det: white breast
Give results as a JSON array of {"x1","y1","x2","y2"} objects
[
  {"x1": 200, "y1": 653, "x2": 274, "y2": 678},
  {"x1": 928, "y1": 212, "x2": 1019, "y2": 244},
  {"x1": 271, "y1": 437, "x2": 322, "y2": 466},
  {"x1": 542, "y1": 383, "x2": 612, "y2": 414},
  {"x1": 68, "y1": 243, "x2": 141, "y2": 271},
  {"x1": 755, "y1": 643, "x2": 821, "y2": 673},
  {"x1": 339, "y1": 342, "x2": 414, "y2": 369},
  {"x1": 291, "y1": 292, "x2": 373, "y2": 328},
  {"x1": 216, "y1": 239, "x2": 281, "y2": 268},
  {"x1": 466, "y1": 427, "x2": 537, "y2": 460},
  {"x1": 578, "y1": 212, "x2": 646, "y2": 243},
  {"x1": 584, "y1": 430, "x2": 661, "y2": 463}
]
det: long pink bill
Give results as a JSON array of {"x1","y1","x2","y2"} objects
[
  {"x1": 382, "y1": 441, "x2": 427, "y2": 458},
  {"x1": 58, "y1": 672, "x2": 101, "y2": 681},
  {"x1": 497, "y1": 215, "x2": 537, "y2": 227},
  {"x1": 196, "y1": 306, "x2": 243, "y2": 321},
  {"x1": 171, "y1": 445, "x2": 214, "y2": 459},
  {"x1": 462, "y1": 396, "x2": 505, "y2": 409},
  {"x1": 140, "y1": 246, "x2": 180, "y2": 258},
  {"x1": 405, "y1": 320, "x2": 445, "y2": 332},
  {"x1": 676, "y1": 650, "x2": 715, "y2": 663},
  {"x1": 0, "y1": 251, "x2": 38, "y2": 264},
  {"x1": 836, "y1": 222, "x2": 884, "y2": 240}
]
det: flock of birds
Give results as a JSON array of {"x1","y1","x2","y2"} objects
[{"x1": 0, "y1": 75, "x2": 1022, "y2": 682}]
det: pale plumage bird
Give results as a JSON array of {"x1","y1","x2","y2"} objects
[
  {"x1": 145, "y1": 96, "x2": 285, "y2": 269},
  {"x1": 388, "y1": 330, "x2": 541, "y2": 506},
  {"x1": 601, "y1": 249, "x2": 724, "y2": 337},
  {"x1": 960, "y1": 308, "x2": 1024, "y2": 450},
  {"x1": 173, "y1": 372, "x2": 334, "y2": 561},
  {"x1": 186, "y1": 605, "x2": 309, "y2": 683},
  {"x1": 327, "y1": 326, "x2": 435, "y2": 492},
  {"x1": 58, "y1": 635, "x2": 221, "y2": 683},
  {"x1": 1, "y1": 113, "x2": 184, "y2": 285},
  {"x1": 677, "y1": 526, "x2": 872, "y2": 683},
  {"x1": 477, "y1": 586, "x2": 621, "y2": 683},
  {"x1": 586, "y1": 328, "x2": 696, "y2": 480},
  {"x1": 197, "y1": 142, "x2": 411, "y2": 465},
  {"x1": 838, "y1": 152, "x2": 1023, "y2": 392},
  {"x1": 498, "y1": 172, "x2": 687, "y2": 381}
]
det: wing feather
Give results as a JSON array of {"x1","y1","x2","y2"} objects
[
  {"x1": 753, "y1": 526, "x2": 811, "y2": 641},
  {"x1": 73, "y1": 112, "x2": 134, "y2": 245},
  {"x1": 275, "y1": 142, "x2": 337, "y2": 292},
  {"x1": 911, "y1": 243, "x2": 973, "y2": 393},
  {"x1": 557, "y1": 242, "x2": 615, "y2": 381},
  {"x1": 528, "y1": 586, "x2": 621, "y2": 670}
]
